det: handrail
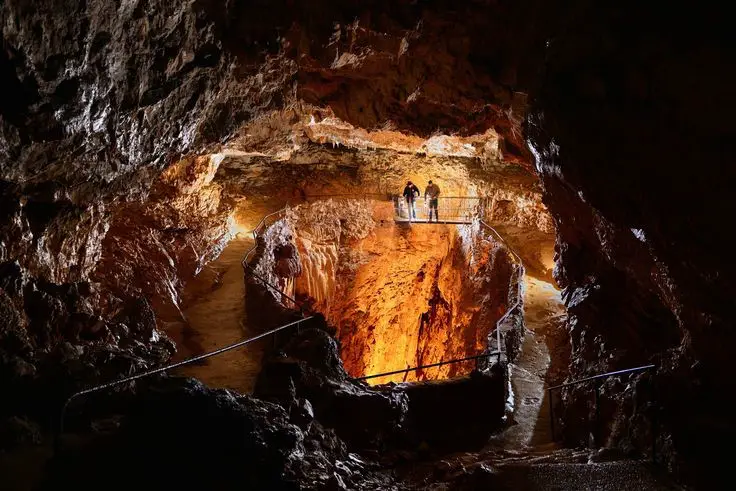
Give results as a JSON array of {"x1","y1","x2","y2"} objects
[
  {"x1": 479, "y1": 219, "x2": 525, "y2": 358},
  {"x1": 354, "y1": 350, "x2": 501, "y2": 382},
  {"x1": 548, "y1": 364, "x2": 656, "y2": 391},
  {"x1": 240, "y1": 206, "x2": 303, "y2": 311},
  {"x1": 547, "y1": 363, "x2": 658, "y2": 460},
  {"x1": 56, "y1": 316, "x2": 314, "y2": 452},
  {"x1": 479, "y1": 219, "x2": 524, "y2": 265},
  {"x1": 393, "y1": 195, "x2": 483, "y2": 224}
]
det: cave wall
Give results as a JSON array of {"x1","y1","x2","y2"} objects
[
  {"x1": 527, "y1": 2, "x2": 736, "y2": 480},
  {"x1": 1, "y1": 0, "x2": 546, "y2": 362}
]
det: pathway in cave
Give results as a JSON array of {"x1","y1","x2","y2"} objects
[
  {"x1": 165, "y1": 236, "x2": 266, "y2": 393},
  {"x1": 498, "y1": 276, "x2": 566, "y2": 450}
]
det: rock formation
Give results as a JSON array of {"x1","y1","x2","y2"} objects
[
  {"x1": 250, "y1": 199, "x2": 524, "y2": 383},
  {"x1": 1, "y1": 0, "x2": 733, "y2": 488}
]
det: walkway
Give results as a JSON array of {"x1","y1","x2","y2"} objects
[
  {"x1": 393, "y1": 218, "x2": 473, "y2": 225},
  {"x1": 495, "y1": 276, "x2": 567, "y2": 450},
  {"x1": 166, "y1": 236, "x2": 267, "y2": 393}
]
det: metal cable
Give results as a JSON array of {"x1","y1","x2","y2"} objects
[
  {"x1": 57, "y1": 316, "x2": 314, "y2": 446},
  {"x1": 354, "y1": 351, "x2": 501, "y2": 381}
]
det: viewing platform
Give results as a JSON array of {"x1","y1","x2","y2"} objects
[
  {"x1": 393, "y1": 218, "x2": 473, "y2": 225},
  {"x1": 392, "y1": 195, "x2": 479, "y2": 225}
]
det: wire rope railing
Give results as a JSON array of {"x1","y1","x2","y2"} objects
[
  {"x1": 547, "y1": 364, "x2": 658, "y2": 461},
  {"x1": 353, "y1": 351, "x2": 502, "y2": 383},
  {"x1": 56, "y1": 315, "x2": 314, "y2": 454},
  {"x1": 479, "y1": 219, "x2": 525, "y2": 359},
  {"x1": 240, "y1": 207, "x2": 303, "y2": 311}
]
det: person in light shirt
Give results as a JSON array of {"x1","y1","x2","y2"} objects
[{"x1": 424, "y1": 180, "x2": 441, "y2": 222}]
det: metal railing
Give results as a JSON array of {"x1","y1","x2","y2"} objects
[
  {"x1": 479, "y1": 220, "x2": 525, "y2": 358},
  {"x1": 393, "y1": 196, "x2": 483, "y2": 223},
  {"x1": 547, "y1": 364, "x2": 658, "y2": 460},
  {"x1": 240, "y1": 207, "x2": 303, "y2": 311},
  {"x1": 56, "y1": 316, "x2": 314, "y2": 454},
  {"x1": 354, "y1": 350, "x2": 501, "y2": 383}
]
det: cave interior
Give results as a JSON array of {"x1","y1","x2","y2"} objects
[{"x1": 1, "y1": 1, "x2": 734, "y2": 489}]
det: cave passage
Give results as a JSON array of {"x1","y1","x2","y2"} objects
[{"x1": 3, "y1": 2, "x2": 732, "y2": 488}]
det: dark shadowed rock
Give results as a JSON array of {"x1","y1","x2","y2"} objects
[
  {"x1": 46, "y1": 376, "x2": 399, "y2": 490},
  {"x1": 0, "y1": 416, "x2": 42, "y2": 451}
]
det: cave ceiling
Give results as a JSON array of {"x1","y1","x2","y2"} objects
[
  {"x1": 0, "y1": 0, "x2": 550, "y2": 210},
  {"x1": 214, "y1": 107, "x2": 538, "y2": 199}
]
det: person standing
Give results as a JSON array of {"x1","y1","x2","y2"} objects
[
  {"x1": 425, "y1": 180, "x2": 441, "y2": 222},
  {"x1": 402, "y1": 181, "x2": 421, "y2": 219}
]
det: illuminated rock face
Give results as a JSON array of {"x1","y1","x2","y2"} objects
[
  {"x1": 92, "y1": 155, "x2": 234, "y2": 320},
  {"x1": 272, "y1": 200, "x2": 520, "y2": 384},
  {"x1": 331, "y1": 224, "x2": 517, "y2": 384}
]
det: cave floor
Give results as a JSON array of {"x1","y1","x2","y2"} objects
[
  {"x1": 163, "y1": 235, "x2": 266, "y2": 393},
  {"x1": 491, "y1": 276, "x2": 567, "y2": 450}
]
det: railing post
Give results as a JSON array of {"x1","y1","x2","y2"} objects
[
  {"x1": 549, "y1": 388, "x2": 555, "y2": 441},
  {"x1": 651, "y1": 377, "x2": 658, "y2": 464},
  {"x1": 594, "y1": 380, "x2": 601, "y2": 447}
]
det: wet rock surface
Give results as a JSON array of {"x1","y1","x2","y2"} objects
[{"x1": 526, "y1": 3, "x2": 736, "y2": 485}]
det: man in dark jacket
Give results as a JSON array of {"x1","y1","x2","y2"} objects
[{"x1": 402, "y1": 181, "x2": 421, "y2": 219}]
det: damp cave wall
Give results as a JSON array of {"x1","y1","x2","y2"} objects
[{"x1": 526, "y1": 2, "x2": 736, "y2": 480}]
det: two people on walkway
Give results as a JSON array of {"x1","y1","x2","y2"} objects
[{"x1": 402, "y1": 180, "x2": 441, "y2": 221}]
